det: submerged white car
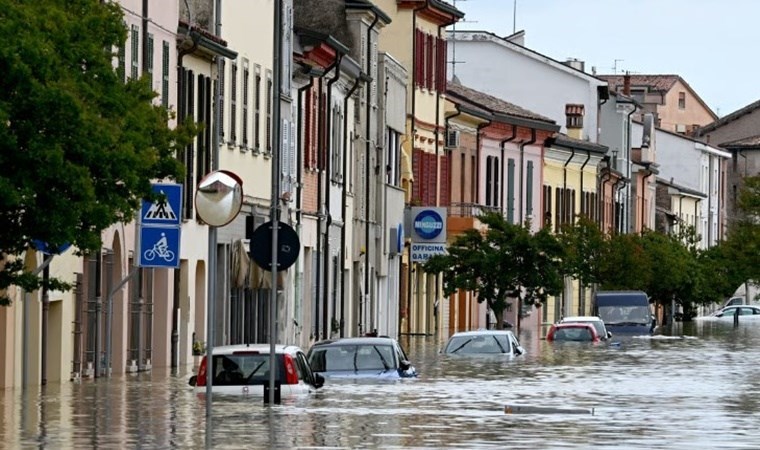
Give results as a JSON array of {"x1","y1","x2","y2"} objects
[
  {"x1": 442, "y1": 330, "x2": 525, "y2": 356},
  {"x1": 188, "y1": 344, "x2": 324, "y2": 397},
  {"x1": 697, "y1": 305, "x2": 760, "y2": 320}
]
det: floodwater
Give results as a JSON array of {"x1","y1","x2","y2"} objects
[{"x1": 2, "y1": 319, "x2": 760, "y2": 449}]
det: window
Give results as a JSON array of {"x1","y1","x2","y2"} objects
[
  {"x1": 678, "y1": 91, "x2": 686, "y2": 109},
  {"x1": 387, "y1": 128, "x2": 401, "y2": 186},
  {"x1": 130, "y1": 25, "x2": 139, "y2": 79}
]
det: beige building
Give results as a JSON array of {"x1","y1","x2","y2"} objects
[{"x1": 599, "y1": 74, "x2": 717, "y2": 135}]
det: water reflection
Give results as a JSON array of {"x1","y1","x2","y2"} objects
[{"x1": 2, "y1": 321, "x2": 760, "y2": 448}]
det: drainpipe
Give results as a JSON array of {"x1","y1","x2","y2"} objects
[
  {"x1": 363, "y1": 12, "x2": 381, "y2": 336},
  {"x1": 444, "y1": 108, "x2": 462, "y2": 209},
  {"x1": 625, "y1": 104, "x2": 637, "y2": 233},
  {"x1": 641, "y1": 164, "x2": 655, "y2": 231},
  {"x1": 562, "y1": 147, "x2": 576, "y2": 228},
  {"x1": 341, "y1": 74, "x2": 366, "y2": 337},
  {"x1": 314, "y1": 59, "x2": 338, "y2": 341},
  {"x1": 323, "y1": 55, "x2": 343, "y2": 339},
  {"x1": 313, "y1": 57, "x2": 337, "y2": 340},
  {"x1": 579, "y1": 149, "x2": 591, "y2": 216},
  {"x1": 519, "y1": 129, "x2": 536, "y2": 225},
  {"x1": 597, "y1": 155, "x2": 612, "y2": 230},
  {"x1": 499, "y1": 125, "x2": 518, "y2": 214},
  {"x1": 296, "y1": 73, "x2": 315, "y2": 338},
  {"x1": 142, "y1": 0, "x2": 149, "y2": 76},
  {"x1": 405, "y1": 0, "x2": 429, "y2": 336},
  {"x1": 611, "y1": 177, "x2": 625, "y2": 234},
  {"x1": 475, "y1": 120, "x2": 491, "y2": 206}
]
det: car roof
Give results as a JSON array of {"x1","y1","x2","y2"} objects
[
  {"x1": 552, "y1": 322, "x2": 597, "y2": 330},
  {"x1": 448, "y1": 330, "x2": 517, "y2": 337},
  {"x1": 561, "y1": 316, "x2": 603, "y2": 322},
  {"x1": 311, "y1": 337, "x2": 397, "y2": 347},
  {"x1": 210, "y1": 344, "x2": 303, "y2": 355}
]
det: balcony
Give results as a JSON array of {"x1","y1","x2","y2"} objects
[{"x1": 447, "y1": 202, "x2": 501, "y2": 235}]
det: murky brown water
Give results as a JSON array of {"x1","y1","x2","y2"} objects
[{"x1": 2, "y1": 320, "x2": 760, "y2": 449}]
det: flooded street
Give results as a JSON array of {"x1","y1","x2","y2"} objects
[{"x1": 2, "y1": 320, "x2": 760, "y2": 449}]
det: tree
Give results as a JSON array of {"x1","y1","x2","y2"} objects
[
  {"x1": 557, "y1": 216, "x2": 607, "y2": 287},
  {"x1": 0, "y1": 0, "x2": 195, "y2": 304},
  {"x1": 423, "y1": 212, "x2": 564, "y2": 332}
]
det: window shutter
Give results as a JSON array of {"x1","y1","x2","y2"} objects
[
  {"x1": 117, "y1": 44, "x2": 126, "y2": 82},
  {"x1": 130, "y1": 25, "x2": 139, "y2": 79},
  {"x1": 230, "y1": 61, "x2": 238, "y2": 143},
  {"x1": 266, "y1": 71, "x2": 273, "y2": 153},
  {"x1": 161, "y1": 40, "x2": 169, "y2": 108},
  {"x1": 146, "y1": 33, "x2": 154, "y2": 75},
  {"x1": 218, "y1": 58, "x2": 225, "y2": 139},
  {"x1": 507, "y1": 158, "x2": 515, "y2": 223},
  {"x1": 526, "y1": 161, "x2": 534, "y2": 216},
  {"x1": 242, "y1": 63, "x2": 249, "y2": 147}
]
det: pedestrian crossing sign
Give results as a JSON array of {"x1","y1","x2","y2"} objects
[{"x1": 141, "y1": 183, "x2": 182, "y2": 226}]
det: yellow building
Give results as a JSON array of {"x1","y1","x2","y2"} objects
[{"x1": 374, "y1": 0, "x2": 463, "y2": 335}]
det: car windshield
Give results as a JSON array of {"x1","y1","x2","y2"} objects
[
  {"x1": 309, "y1": 345, "x2": 396, "y2": 372},
  {"x1": 598, "y1": 306, "x2": 650, "y2": 325},
  {"x1": 553, "y1": 327, "x2": 594, "y2": 342},
  {"x1": 211, "y1": 353, "x2": 283, "y2": 386},
  {"x1": 445, "y1": 334, "x2": 510, "y2": 354}
]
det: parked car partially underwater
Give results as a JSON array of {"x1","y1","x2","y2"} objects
[
  {"x1": 307, "y1": 337, "x2": 418, "y2": 379},
  {"x1": 546, "y1": 323, "x2": 601, "y2": 343},
  {"x1": 442, "y1": 330, "x2": 525, "y2": 357},
  {"x1": 560, "y1": 316, "x2": 612, "y2": 340},
  {"x1": 696, "y1": 305, "x2": 760, "y2": 321},
  {"x1": 188, "y1": 344, "x2": 324, "y2": 397}
]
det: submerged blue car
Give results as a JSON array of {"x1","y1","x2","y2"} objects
[{"x1": 307, "y1": 337, "x2": 417, "y2": 379}]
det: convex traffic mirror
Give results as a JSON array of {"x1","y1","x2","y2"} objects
[{"x1": 195, "y1": 170, "x2": 243, "y2": 227}]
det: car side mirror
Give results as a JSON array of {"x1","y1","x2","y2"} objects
[
  {"x1": 314, "y1": 373, "x2": 325, "y2": 389},
  {"x1": 607, "y1": 332, "x2": 613, "y2": 339},
  {"x1": 515, "y1": 346, "x2": 524, "y2": 356},
  {"x1": 399, "y1": 360, "x2": 411, "y2": 371},
  {"x1": 188, "y1": 375, "x2": 197, "y2": 387}
]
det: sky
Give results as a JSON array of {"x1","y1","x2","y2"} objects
[{"x1": 452, "y1": 0, "x2": 760, "y2": 117}]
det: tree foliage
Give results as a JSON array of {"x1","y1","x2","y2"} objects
[
  {"x1": 0, "y1": 0, "x2": 195, "y2": 303},
  {"x1": 423, "y1": 212, "x2": 564, "y2": 330}
]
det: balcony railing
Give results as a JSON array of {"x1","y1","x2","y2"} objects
[{"x1": 448, "y1": 202, "x2": 501, "y2": 218}]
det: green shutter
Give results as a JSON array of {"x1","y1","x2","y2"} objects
[
  {"x1": 526, "y1": 161, "x2": 534, "y2": 216},
  {"x1": 507, "y1": 158, "x2": 515, "y2": 223},
  {"x1": 161, "y1": 40, "x2": 169, "y2": 108}
]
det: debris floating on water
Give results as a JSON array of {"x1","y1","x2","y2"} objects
[{"x1": 504, "y1": 404, "x2": 594, "y2": 415}]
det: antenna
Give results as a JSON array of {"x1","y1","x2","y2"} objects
[
  {"x1": 513, "y1": 0, "x2": 517, "y2": 35},
  {"x1": 449, "y1": 0, "x2": 478, "y2": 78},
  {"x1": 613, "y1": 59, "x2": 624, "y2": 74}
]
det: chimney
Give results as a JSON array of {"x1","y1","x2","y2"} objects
[
  {"x1": 563, "y1": 58, "x2": 585, "y2": 73},
  {"x1": 623, "y1": 72, "x2": 631, "y2": 96},
  {"x1": 565, "y1": 104, "x2": 585, "y2": 140}
]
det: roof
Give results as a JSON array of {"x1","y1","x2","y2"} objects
[
  {"x1": 449, "y1": 30, "x2": 607, "y2": 86},
  {"x1": 656, "y1": 177, "x2": 706, "y2": 198},
  {"x1": 599, "y1": 74, "x2": 717, "y2": 120},
  {"x1": 598, "y1": 74, "x2": 679, "y2": 92},
  {"x1": 546, "y1": 134, "x2": 609, "y2": 154},
  {"x1": 719, "y1": 134, "x2": 760, "y2": 149},
  {"x1": 698, "y1": 99, "x2": 760, "y2": 135},
  {"x1": 447, "y1": 82, "x2": 556, "y2": 124}
]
